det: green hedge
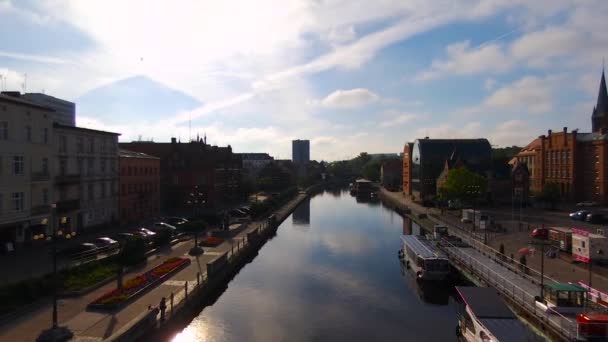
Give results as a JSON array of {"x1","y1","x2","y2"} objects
[{"x1": 250, "y1": 187, "x2": 298, "y2": 218}]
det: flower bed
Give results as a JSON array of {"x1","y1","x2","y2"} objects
[
  {"x1": 88, "y1": 257, "x2": 190, "y2": 310},
  {"x1": 199, "y1": 236, "x2": 224, "y2": 247}
]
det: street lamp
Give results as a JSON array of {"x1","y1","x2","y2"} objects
[
  {"x1": 37, "y1": 203, "x2": 73, "y2": 342},
  {"x1": 530, "y1": 224, "x2": 552, "y2": 301},
  {"x1": 187, "y1": 186, "x2": 205, "y2": 256}
]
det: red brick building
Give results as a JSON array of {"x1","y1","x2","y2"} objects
[
  {"x1": 119, "y1": 149, "x2": 160, "y2": 224},
  {"x1": 120, "y1": 137, "x2": 241, "y2": 214},
  {"x1": 513, "y1": 70, "x2": 608, "y2": 203}
]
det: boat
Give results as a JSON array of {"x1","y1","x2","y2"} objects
[
  {"x1": 399, "y1": 235, "x2": 450, "y2": 281},
  {"x1": 534, "y1": 282, "x2": 587, "y2": 315},
  {"x1": 456, "y1": 286, "x2": 536, "y2": 342}
]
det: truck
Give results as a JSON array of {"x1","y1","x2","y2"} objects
[
  {"x1": 572, "y1": 228, "x2": 608, "y2": 263},
  {"x1": 548, "y1": 227, "x2": 573, "y2": 252}
]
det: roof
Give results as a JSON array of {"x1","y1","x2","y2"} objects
[
  {"x1": 0, "y1": 93, "x2": 55, "y2": 111},
  {"x1": 401, "y1": 235, "x2": 446, "y2": 259},
  {"x1": 456, "y1": 287, "x2": 516, "y2": 319},
  {"x1": 479, "y1": 318, "x2": 532, "y2": 342},
  {"x1": 119, "y1": 149, "x2": 159, "y2": 159},
  {"x1": 546, "y1": 283, "x2": 587, "y2": 292},
  {"x1": 592, "y1": 70, "x2": 608, "y2": 118},
  {"x1": 53, "y1": 123, "x2": 120, "y2": 136}
]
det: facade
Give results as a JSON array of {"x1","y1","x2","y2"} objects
[
  {"x1": 54, "y1": 124, "x2": 120, "y2": 231},
  {"x1": 120, "y1": 138, "x2": 241, "y2": 213},
  {"x1": 119, "y1": 149, "x2": 160, "y2": 224},
  {"x1": 403, "y1": 138, "x2": 492, "y2": 204},
  {"x1": 292, "y1": 139, "x2": 310, "y2": 165},
  {"x1": 0, "y1": 94, "x2": 55, "y2": 249},
  {"x1": 237, "y1": 153, "x2": 274, "y2": 179},
  {"x1": 512, "y1": 70, "x2": 608, "y2": 203},
  {"x1": 22, "y1": 93, "x2": 76, "y2": 126},
  {"x1": 381, "y1": 159, "x2": 403, "y2": 191}
]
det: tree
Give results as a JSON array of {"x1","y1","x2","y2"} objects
[
  {"x1": 116, "y1": 237, "x2": 147, "y2": 289},
  {"x1": 362, "y1": 160, "x2": 381, "y2": 182},
  {"x1": 539, "y1": 182, "x2": 560, "y2": 209},
  {"x1": 181, "y1": 220, "x2": 207, "y2": 255},
  {"x1": 438, "y1": 167, "x2": 487, "y2": 204}
]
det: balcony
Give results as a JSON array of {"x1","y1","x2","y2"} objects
[
  {"x1": 56, "y1": 199, "x2": 80, "y2": 213},
  {"x1": 55, "y1": 174, "x2": 81, "y2": 185},
  {"x1": 31, "y1": 172, "x2": 50, "y2": 182},
  {"x1": 31, "y1": 205, "x2": 51, "y2": 215}
]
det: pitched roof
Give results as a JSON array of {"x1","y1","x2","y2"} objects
[{"x1": 593, "y1": 70, "x2": 608, "y2": 118}]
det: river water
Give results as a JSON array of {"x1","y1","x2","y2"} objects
[{"x1": 169, "y1": 189, "x2": 461, "y2": 342}]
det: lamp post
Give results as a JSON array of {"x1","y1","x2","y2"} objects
[
  {"x1": 530, "y1": 225, "x2": 551, "y2": 301},
  {"x1": 37, "y1": 203, "x2": 73, "y2": 342},
  {"x1": 588, "y1": 249, "x2": 604, "y2": 307},
  {"x1": 187, "y1": 186, "x2": 204, "y2": 256}
]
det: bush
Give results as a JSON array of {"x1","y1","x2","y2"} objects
[{"x1": 153, "y1": 228, "x2": 172, "y2": 247}]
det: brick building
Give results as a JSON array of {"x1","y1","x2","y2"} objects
[
  {"x1": 381, "y1": 159, "x2": 403, "y2": 191},
  {"x1": 118, "y1": 149, "x2": 160, "y2": 224},
  {"x1": 513, "y1": 70, "x2": 608, "y2": 203},
  {"x1": 120, "y1": 138, "x2": 241, "y2": 213}
]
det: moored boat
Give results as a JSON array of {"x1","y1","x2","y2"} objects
[{"x1": 399, "y1": 235, "x2": 450, "y2": 281}]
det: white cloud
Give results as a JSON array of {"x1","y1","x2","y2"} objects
[
  {"x1": 484, "y1": 78, "x2": 497, "y2": 91},
  {"x1": 320, "y1": 88, "x2": 379, "y2": 108},
  {"x1": 0, "y1": 51, "x2": 71, "y2": 65},
  {"x1": 414, "y1": 122, "x2": 482, "y2": 139},
  {"x1": 415, "y1": 41, "x2": 511, "y2": 81},
  {"x1": 379, "y1": 113, "x2": 417, "y2": 128},
  {"x1": 510, "y1": 27, "x2": 587, "y2": 68},
  {"x1": 325, "y1": 25, "x2": 357, "y2": 45}
]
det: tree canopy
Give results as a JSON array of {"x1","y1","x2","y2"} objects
[
  {"x1": 438, "y1": 167, "x2": 487, "y2": 203},
  {"x1": 539, "y1": 182, "x2": 560, "y2": 209}
]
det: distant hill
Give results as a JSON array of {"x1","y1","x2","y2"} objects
[
  {"x1": 76, "y1": 76, "x2": 202, "y2": 123},
  {"x1": 492, "y1": 146, "x2": 521, "y2": 161}
]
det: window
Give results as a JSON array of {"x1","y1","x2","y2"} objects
[
  {"x1": 122, "y1": 184, "x2": 126, "y2": 195},
  {"x1": 88, "y1": 137, "x2": 94, "y2": 153},
  {"x1": 42, "y1": 188, "x2": 49, "y2": 205},
  {"x1": 88, "y1": 184, "x2": 94, "y2": 200},
  {"x1": 582, "y1": 241, "x2": 586, "y2": 248},
  {"x1": 101, "y1": 183, "x2": 106, "y2": 198},
  {"x1": 25, "y1": 126, "x2": 31, "y2": 142},
  {"x1": 77, "y1": 137, "x2": 84, "y2": 153},
  {"x1": 0, "y1": 121, "x2": 8, "y2": 140},
  {"x1": 77, "y1": 158, "x2": 84, "y2": 175},
  {"x1": 43, "y1": 128, "x2": 48, "y2": 144},
  {"x1": 101, "y1": 140, "x2": 106, "y2": 153},
  {"x1": 11, "y1": 192, "x2": 24, "y2": 212},
  {"x1": 0, "y1": 193, "x2": 3, "y2": 214},
  {"x1": 59, "y1": 158, "x2": 67, "y2": 175},
  {"x1": 60, "y1": 135, "x2": 67, "y2": 153},
  {"x1": 100, "y1": 159, "x2": 106, "y2": 173},
  {"x1": 13, "y1": 156, "x2": 24, "y2": 175},
  {"x1": 111, "y1": 159, "x2": 116, "y2": 173},
  {"x1": 88, "y1": 158, "x2": 94, "y2": 175},
  {"x1": 42, "y1": 158, "x2": 49, "y2": 174}
]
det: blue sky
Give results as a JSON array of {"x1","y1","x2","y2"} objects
[{"x1": 1, "y1": 0, "x2": 607, "y2": 161}]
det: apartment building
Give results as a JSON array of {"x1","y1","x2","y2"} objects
[
  {"x1": 53, "y1": 124, "x2": 120, "y2": 231},
  {"x1": 0, "y1": 93, "x2": 54, "y2": 250},
  {"x1": 119, "y1": 149, "x2": 160, "y2": 224}
]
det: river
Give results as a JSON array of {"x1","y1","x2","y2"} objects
[{"x1": 169, "y1": 189, "x2": 461, "y2": 342}]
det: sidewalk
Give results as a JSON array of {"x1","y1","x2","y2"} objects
[
  {"x1": 0, "y1": 193, "x2": 308, "y2": 341},
  {"x1": 380, "y1": 189, "x2": 608, "y2": 292}
]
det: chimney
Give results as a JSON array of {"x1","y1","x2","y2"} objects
[
  {"x1": 171, "y1": 137, "x2": 177, "y2": 144},
  {"x1": 564, "y1": 127, "x2": 568, "y2": 146},
  {"x1": 548, "y1": 129, "x2": 552, "y2": 136}
]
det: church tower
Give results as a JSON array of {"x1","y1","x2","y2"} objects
[{"x1": 592, "y1": 68, "x2": 608, "y2": 132}]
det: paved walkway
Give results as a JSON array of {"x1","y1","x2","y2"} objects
[{"x1": 0, "y1": 193, "x2": 308, "y2": 341}]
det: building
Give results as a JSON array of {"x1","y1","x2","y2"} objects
[
  {"x1": 403, "y1": 138, "x2": 492, "y2": 204},
  {"x1": 292, "y1": 139, "x2": 310, "y2": 165},
  {"x1": 0, "y1": 93, "x2": 55, "y2": 249},
  {"x1": 53, "y1": 123, "x2": 120, "y2": 231},
  {"x1": 22, "y1": 93, "x2": 76, "y2": 126},
  {"x1": 120, "y1": 138, "x2": 241, "y2": 213},
  {"x1": 119, "y1": 149, "x2": 160, "y2": 224},
  {"x1": 381, "y1": 159, "x2": 403, "y2": 191},
  {"x1": 512, "y1": 70, "x2": 608, "y2": 203},
  {"x1": 237, "y1": 153, "x2": 274, "y2": 179}
]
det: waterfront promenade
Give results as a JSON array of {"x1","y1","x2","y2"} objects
[{"x1": 0, "y1": 192, "x2": 308, "y2": 342}]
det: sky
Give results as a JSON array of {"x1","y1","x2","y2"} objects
[{"x1": 1, "y1": 0, "x2": 607, "y2": 161}]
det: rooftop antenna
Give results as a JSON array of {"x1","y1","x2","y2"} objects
[{"x1": 189, "y1": 112, "x2": 192, "y2": 142}]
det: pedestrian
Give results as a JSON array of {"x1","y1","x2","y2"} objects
[{"x1": 159, "y1": 297, "x2": 167, "y2": 321}]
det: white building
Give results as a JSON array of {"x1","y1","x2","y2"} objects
[
  {"x1": 237, "y1": 153, "x2": 274, "y2": 179},
  {"x1": 23, "y1": 93, "x2": 75, "y2": 126},
  {"x1": 0, "y1": 93, "x2": 55, "y2": 250},
  {"x1": 54, "y1": 124, "x2": 120, "y2": 231}
]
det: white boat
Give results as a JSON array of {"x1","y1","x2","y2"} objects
[
  {"x1": 400, "y1": 235, "x2": 450, "y2": 281},
  {"x1": 456, "y1": 287, "x2": 536, "y2": 342}
]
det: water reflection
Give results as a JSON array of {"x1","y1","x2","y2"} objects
[
  {"x1": 292, "y1": 197, "x2": 310, "y2": 225},
  {"x1": 400, "y1": 262, "x2": 452, "y2": 305},
  {"x1": 169, "y1": 189, "x2": 458, "y2": 342}
]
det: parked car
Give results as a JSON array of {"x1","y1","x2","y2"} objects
[
  {"x1": 133, "y1": 227, "x2": 156, "y2": 242},
  {"x1": 238, "y1": 207, "x2": 253, "y2": 215},
  {"x1": 151, "y1": 222, "x2": 177, "y2": 233},
  {"x1": 570, "y1": 210, "x2": 591, "y2": 221},
  {"x1": 58, "y1": 242, "x2": 99, "y2": 260},
  {"x1": 164, "y1": 217, "x2": 188, "y2": 226},
  {"x1": 112, "y1": 232, "x2": 135, "y2": 245},
  {"x1": 229, "y1": 209, "x2": 249, "y2": 218},
  {"x1": 586, "y1": 212, "x2": 607, "y2": 224},
  {"x1": 92, "y1": 237, "x2": 120, "y2": 251},
  {"x1": 531, "y1": 227, "x2": 549, "y2": 240},
  {"x1": 577, "y1": 201, "x2": 599, "y2": 207}
]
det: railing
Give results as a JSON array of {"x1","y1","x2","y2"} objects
[
  {"x1": 55, "y1": 174, "x2": 81, "y2": 184},
  {"x1": 441, "y1": 238, "x2": 577, "y2": 340},
  {"x1": 30, "y1": 205, "x2": 51, "y2": 215},
  {"x1": 31, "y1": 172, "x2": 50, "y2": 182}
]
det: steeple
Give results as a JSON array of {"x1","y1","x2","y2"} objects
[{"x1": 591, "y1": 67, "x2": 608, "y2": 132}]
